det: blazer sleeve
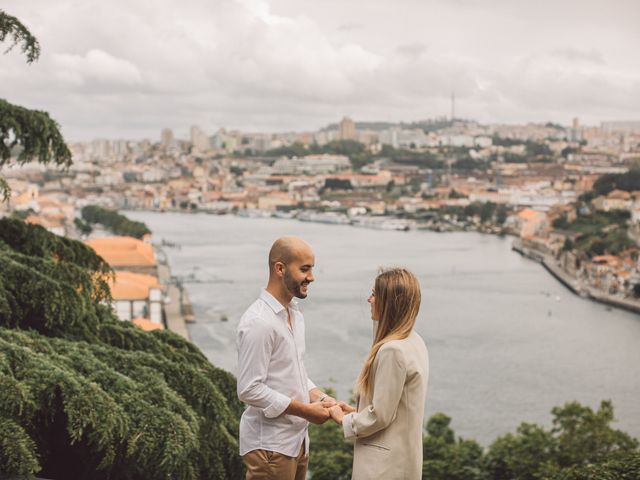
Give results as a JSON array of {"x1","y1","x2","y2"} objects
[{"x1": 347, "y1": 345, "x2": 406, "y2": 439}]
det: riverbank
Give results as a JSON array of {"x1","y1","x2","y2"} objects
[
  {"x1": 512, "y1": 239, "x2": 640, "y2": 315},
  {"x1": 156, "y1": 248, "x2": 192, "y2": 339},
  {"x1": 127, "y1": 206, "x2": 507, "y2": 236}
]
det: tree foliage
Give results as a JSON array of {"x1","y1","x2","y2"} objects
[
  {"x1": 592, "y1": 169, "x2": 640, "y2": 197},
  {"x1": 559, "y1": 210, "x2": 633, "y2": 257},
  {"x1": 0, "y1": 218, "x2": 243, "y2": 479},
  {"x1": 1, "y1": 10, "x2": 72, "y2": 200},
  {"x1": 308, "y1": 400, "x2": 639, "y2": 480},
  {"x1": 0, "y1": 10, "x2": 40, "y2": 63},
  {"x1": 422, "y1": 413, "x2": 486, "y2": 480},
  {"x1": 81, "y1": 205, "x2": 151, "y2": 239}
]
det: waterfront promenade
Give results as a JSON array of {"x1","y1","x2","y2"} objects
[
  {"x1": 512, "y1": 239, "x2": 640, "y2": 314},
  {"x1": 158, "y1": 261, "x2": 191, "y2": 339}
]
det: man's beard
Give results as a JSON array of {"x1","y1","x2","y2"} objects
[{"x1": 284, "y1": 271, "x2": 308, "y2": 299}]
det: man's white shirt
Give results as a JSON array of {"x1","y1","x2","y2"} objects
[{"x1": 236, "y1": 289, "x2": 316, "y2": 457}]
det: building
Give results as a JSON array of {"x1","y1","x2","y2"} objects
[
  {"x1": 592, "y1": 190, "x2": 633, "y2": 212},
  {"x1": 86, "y1": 236, "x2": 157, "y2": 276},
  {"x1": 109, "y1": 271, "x2": 163, "y2": 325},
  {"x1": 338, "y1": 116, "x2": 357, "y2": 141},
  {"x1": 509, "y1": 208, "x2": 548, "y2": 238},
  {"x1": 160, "y1": 128, "x2": 174, "y2": 149},
  {"x1": 190, "y1": 125, "x2": 210, "y2": 153},
  {"x1": 272, "y1": 154, "x2": 350, "y2": 175}
]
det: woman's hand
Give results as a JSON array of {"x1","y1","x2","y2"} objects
[
  {"x1": 337, "y1": 401, "x2": 356, "y2": 414},
  {"x1": 328, "y1": 405, "x2": 345, "y2": 425}
]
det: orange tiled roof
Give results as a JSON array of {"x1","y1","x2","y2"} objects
[
  {"x1": 132, "y1": 317, "x2": 164, "y2": 331},
  {"x1": 108, "y1": 271, "x2": 160, "y2": 300},
  {"x1": 607, "y1": 189, "x2": 631, "y2": 200},
  {"x1": 86, "y1": 236, "x2": 156, "y2": 267},
  {"x1": 592, "y1": 255, "x2": 619, "y2": 265},
  {"x1": 517, "y1": 208, "x2": 544, "y2": 220}
]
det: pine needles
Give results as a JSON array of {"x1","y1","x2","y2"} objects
[{"x1": 0, "y1": 219, "x2": 243, "y2": 479}]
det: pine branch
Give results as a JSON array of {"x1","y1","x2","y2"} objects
[
  {"x1": 0, "y1": 99, "x2": 73, "y2": 200},
  {"x1": 0, "y1": 99, "x2": 72, "y2": 168},
  {"x1": 1, "y1": 11, "x2": 69, "y2": 201},
  {"x1": 0, "y1": 10, "x2": 40, "y2": 63}
]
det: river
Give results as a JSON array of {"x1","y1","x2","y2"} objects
[{"x1": 128, "y1": 211, "x2": 640, "y2": 444}]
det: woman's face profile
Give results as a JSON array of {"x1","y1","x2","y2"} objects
[{"x1": 368, "y1": 287, "x2": 377, "y2": 321}]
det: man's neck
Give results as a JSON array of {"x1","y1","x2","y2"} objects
[{"x1": 265, "y1": 284, "x2": 293, "y2": 310}]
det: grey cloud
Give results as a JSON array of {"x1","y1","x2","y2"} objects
[
  {"x1": 3, "y1": 0, "x2": 640, "y2": 140},
  {"x1": 395, "y1": 43, "x2": 427, "y2": 58},
  {"x1": 337, "y1": 23, "x2": 363, "y2": 32},
  {"x1": 551, "y1": 48, "x2": 606, "y2": 65}
]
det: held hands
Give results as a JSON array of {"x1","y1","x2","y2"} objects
[
  {"x1": 304, "y1": 401, "x2": 332, "y2": 424},
  {"x1": 300, "y1": 392, "x2": 337, "y2": 425},
  {"x1": 328, "y1": 401, "x2": 356, "y2": 425},
  {"x1": 297, "y1": 396, "x2": 355, "y2": 425}
]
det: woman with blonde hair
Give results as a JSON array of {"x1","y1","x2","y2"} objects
[{"x1": 328, "y1": 268, "x2": 429, "y2": 480}]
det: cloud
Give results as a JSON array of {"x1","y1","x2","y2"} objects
[
  {"x1": 51, "y1": 49, "x2": 144, "y2": 90},
  {"x1": 489, "y1": 51, "x2": 640, "y2": 122},
  {"x1": 2, "y1": 0, "x2": 639, "y2": 139},
  {"x1": 395, "y1": 43, "x2": 427, "y2": 58},
  {"x1": 337, "y1": 23, "x2": 363, "y2": 33},
  {"x1": 550, "y1": 48, "x2": 606, "y2": 65}
]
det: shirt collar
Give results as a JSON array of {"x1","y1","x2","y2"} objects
[{"x1": 259, "y1": 289, "x2": 299, "y2": 314}]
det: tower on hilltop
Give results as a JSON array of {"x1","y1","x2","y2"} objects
[{"x1": 451, "y1": 92, "x2": 455, "y2": 122}]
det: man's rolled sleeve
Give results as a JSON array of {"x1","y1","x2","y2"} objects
[
  {"x1": 263, "y1": 393, "x2": 292, "y2": 418},
  {"x1": 237, "y1": 317, "x2": 291, "y2": 417}
]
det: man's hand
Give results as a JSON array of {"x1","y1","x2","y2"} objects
[
  {"x1": 285, "y1": 399, "x2": 331, "y2": 424},
  {"x1": 304, "y1": 402, "x2": 332, "y2": 424}
]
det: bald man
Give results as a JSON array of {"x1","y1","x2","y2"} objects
[{"x1": 236, "y1": 236, "x2": 336, "y2": 480}]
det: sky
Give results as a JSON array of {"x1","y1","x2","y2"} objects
[{"x1": 2, "y1": 0, "x2": 640, "y2": 141}]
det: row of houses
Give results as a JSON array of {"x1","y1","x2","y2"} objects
[{"x1": 86, "y1": 236, "x2": 166, "y2": 332}]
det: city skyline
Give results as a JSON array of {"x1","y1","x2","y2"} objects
[{"x1": 2, "y1": 0, "x2": 639, "y2": 141}]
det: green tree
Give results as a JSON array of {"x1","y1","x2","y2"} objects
[
  {"x1": 422, "y1": 413, "x2": 486, "y2": 480},
  {"x1": 495, "y1": 205, "x2": 509, "y2": 225},
  {"x1": 592, "y1": 169, "x2": 640, "y2": 196},
  {"x1": 486, "y1": 423, "x2": 557, "y2": 480},
  {"x1": 81, "y1": 205, "x2": 151, "y2": 239},
  {"x1": 551, "y1": 400, "x2": 638, "y2": 468},
  {"x1": 551, "y1": 452, "x2": 640, "y2": 480},
  {"x1": 0, "y1": 218, "x2": 243, "y2": 479},
  {"x1": 479, "y1": 202, "x2": 496, "y2": 223},
  {"x1": 485, "y1": 401, "x2": 638, "y2": 480},
  {"x1": 553, "y1": 214, "x2": 570, "y2": 230},
  {"x1": 0, "y1": 10, "x2": 72, "y2": 200}
]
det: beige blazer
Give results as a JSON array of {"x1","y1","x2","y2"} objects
[{"x1": 348, "y1": 331, "x2": 429, "y2": 480}]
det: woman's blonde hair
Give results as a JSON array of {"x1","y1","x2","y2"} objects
[{"x1": 356, "y1": 267, "x2": 421, "y2": 397}]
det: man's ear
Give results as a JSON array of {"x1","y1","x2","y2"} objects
[{"x1": 274, "y1": 261, "x2": 285, "y2": 277}]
